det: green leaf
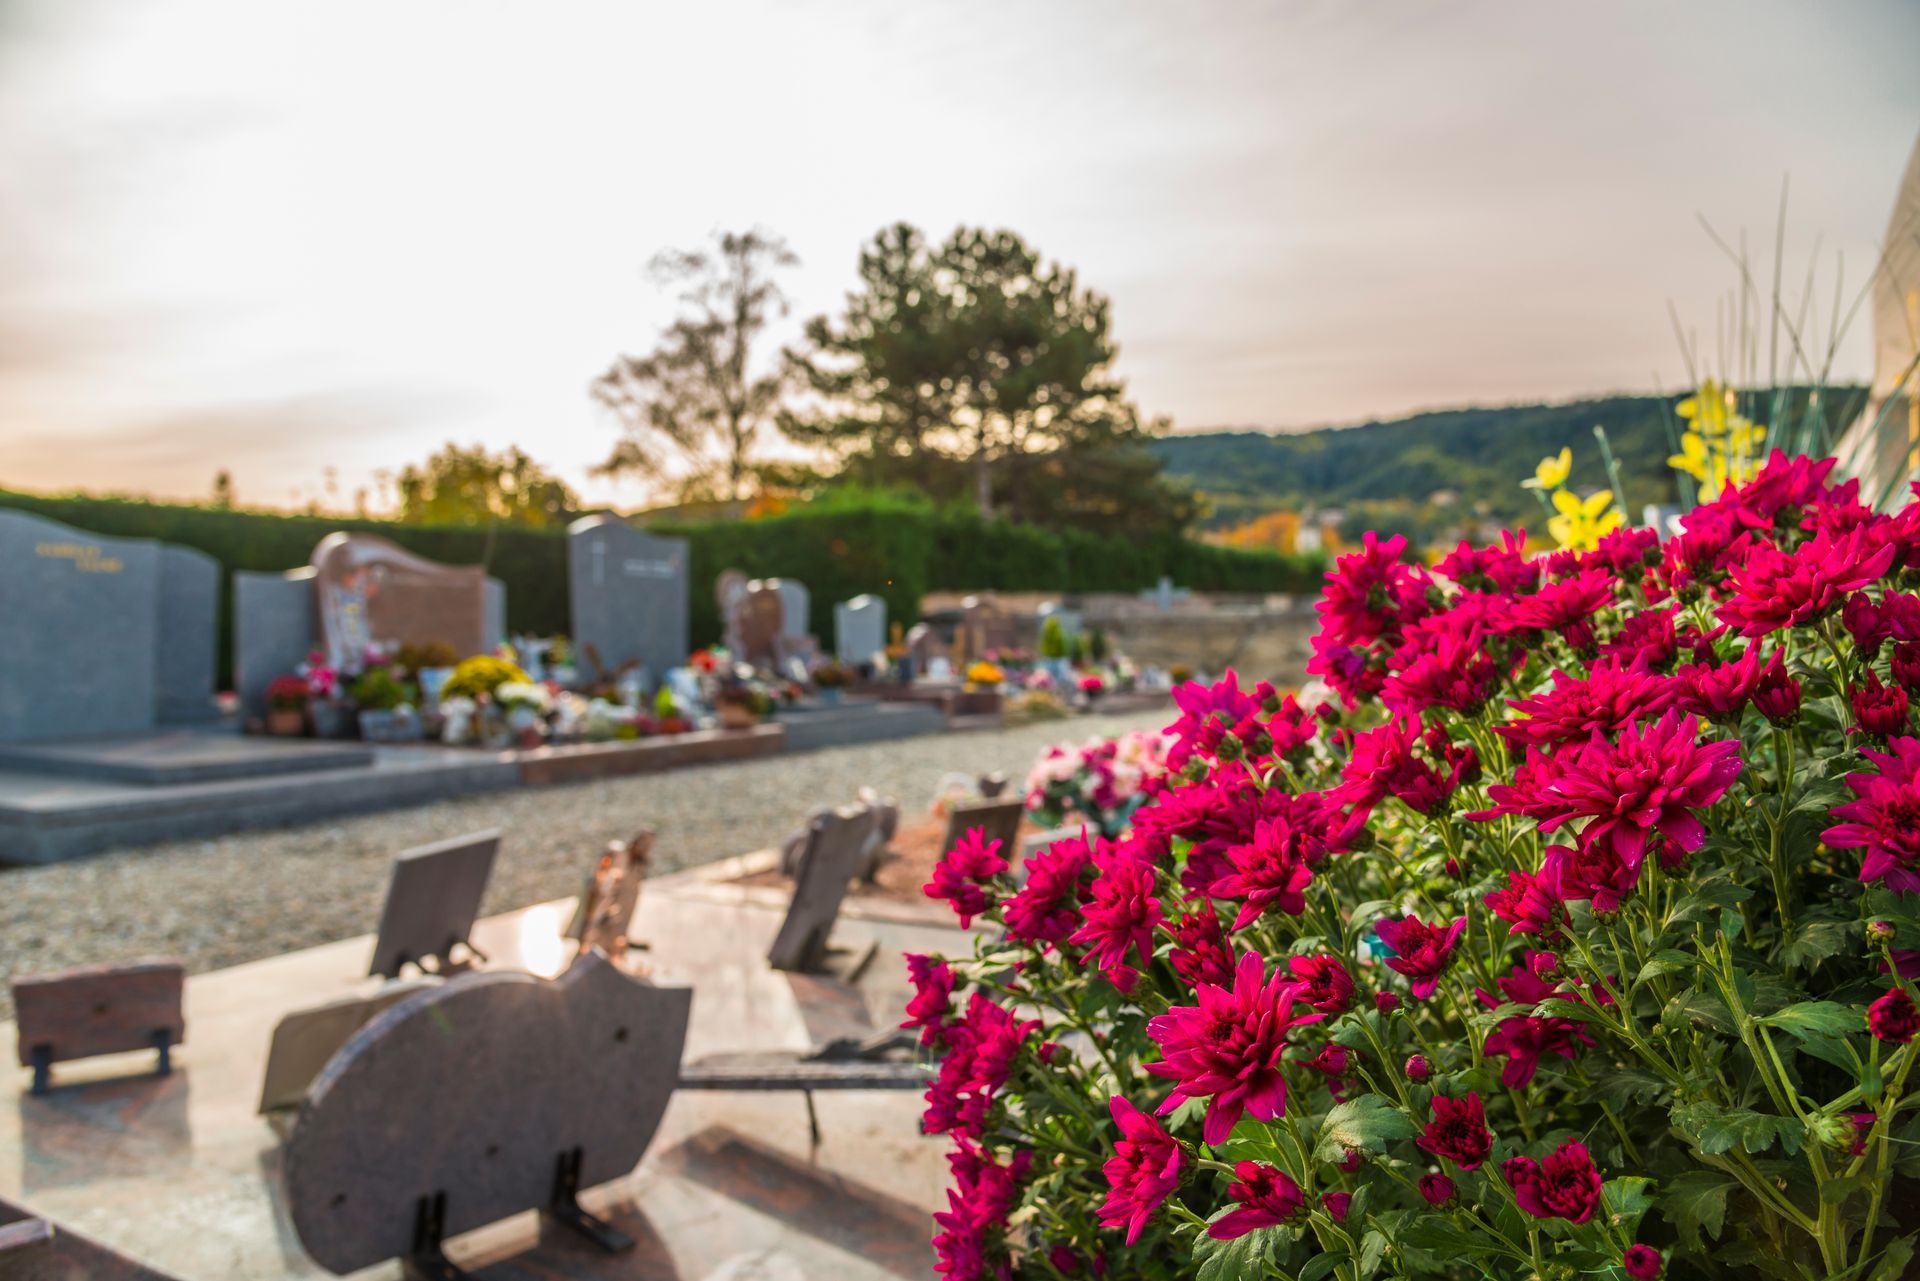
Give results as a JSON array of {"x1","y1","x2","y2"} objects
[
  {"x1": 1762, "y1": 1000, "x2": 1864, "y2": 1040},
  {"x1": 1820, "y1": 1173, "x2": 1874, "y2": 1206},
  {"x1": 1529, "y1": 997, "x2": 1595, "y2": 1024},
  {"x1": 1295, "y1": 1252, "x2": 1343, "y2": 1281},
  {"x1": 1658, "y1": 1169, "x2": 1736, "y2": 1248},
  {"x1": 1195, "y1": 1225, "x2": 1264, "y2": 1281},
  {"x1": 1671, "y1": 1101, "x2": 1807, "y2": 1156},
  {"x1": 1661, "y1": 989, "x2": 1736, "y2": 1034},
  {"x1": 1635, "y1": 949, "x2": 1696, "y2": 988},
  {"x1": 1870, "y1": 1235, "x2": 1916, "y2": 1281},
  {"x1": 1395, "y1": 1217, "x2": 1508, "y2": 1258},
  {"x1": 1781, "y1": 919, "x2": 1852, "y2": 970},
  {"x1": 1595, "y1": 1069, "x2": 1668, "y2": 1108},
  {"x1": 1314, "y1": 1095, "x2": 1418, "y2": 1161},
  {"x1": 1603, "y1": 1176, "x2": 1655, "y2": 1223},
  {"x1": 1358, "y1": 1229, "x2": 1388, "y2": 1279}
]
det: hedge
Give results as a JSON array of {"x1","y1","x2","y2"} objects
[{"x1": 0, "y1": 488, "x2": 1324, "y2": 684}]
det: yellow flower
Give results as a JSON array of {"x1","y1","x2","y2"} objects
[
  {"x1": 1668, "y1": 431, "x2": 1710, "y2": 483},
  {"x1": 1523, "y1": 447, "x2": 1572, "y2": 491},
  {"x1": 1547, "y1": 488, "x2": 1622, "y2": 551}
]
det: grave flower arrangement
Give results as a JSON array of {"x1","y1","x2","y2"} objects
[
  {"x1": 915, "y1": 452, "x2": 1920, "y2": 1281},
  {"x1": 1022, "y1": 728, "x2": 1175, "y2": 839},
  {"x1": 968, "y1": 660, "x2": 1009, "y2": 690}
]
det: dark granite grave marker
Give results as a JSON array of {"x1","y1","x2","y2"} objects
[
  {"x1": 941, "y1": 797, "x2": 1024, "y2": 868},
  {"x1": 834, "y1": 594, "x2": 886, "y2": 666},
  {"x1": 232, "y1": 569, "x2": 317, "y2": 718},
  {"x1": 256, "y1": 978, "x2": 437, "y2": 1114},
  {"x1": 959, "y1": 594, "x2": 1020, "y2": 662},
  {"x1": 282, "y1": 954, "x2": 691, "y2": 1275},
  {"x1": 767, "y1": 805, "x2": 876, "y2": 974},
  {"x1": 367, "y1": 831, "x2": 499, "y2": 979},
  {"x1": 567, "y1": 516, "x2": 689, "y2": 683},
  {"x1": 11, "y1": 958, "x2": 185, "y2": 1094},
  {"x1": 732, "y1": 581, "x2": 787, "y2": 670},
  {"x1": 0, "y1": 510, "x2": 162, "y2": 742},
  {"x1": 154, "y1": 545, "x2": 219, "y2": 723}
]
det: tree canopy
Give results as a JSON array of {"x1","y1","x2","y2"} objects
[
  {"x1": 783, "y1": 224, "x2": 1195, "y2": 537},
  {"x1": 592, "y1": 228, "x2": 797, "y2": 503},
  {"x1": 395, "y1": 443, "x2": 579, "y2": 529}
]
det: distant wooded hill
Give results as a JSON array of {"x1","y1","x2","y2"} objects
[{"x1": 1149, "y1": 390, "x2": 1868, "y2": 530}]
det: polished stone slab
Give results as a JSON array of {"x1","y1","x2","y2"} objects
[
  {"x1": 0, "y1": 884, "x2": 964, "y2": 1279},
  {"x1": 0, "y1": 730, "x2": 375, "y2": 786}
]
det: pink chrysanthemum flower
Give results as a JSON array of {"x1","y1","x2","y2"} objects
[
  {"x1": 1068, "y1": 849, "x2": 1165, "y2": 990},
  {"x1": 1144, "y1": 950, "x2": 1325, "y2": 1145},
  {"x1": 1372, "y1": 914, "x2": 1466, "y2": 999},
  {"x1": 1824, "y1": 736, "x2": 1920, "y2": 892},
  {"x1": 1210, "y1": 815, "x2": 1317, "y2": 927},
  {"x1": 924, "y1": 826, "x2": 1009, "y2": 927},
  {"x1": 1469, "y1": 710, "x2": 1741, "y2": 871},
  {"x1": 1208, "y1": 1162, "x2": 1305, "y2": 1240},
  {"x1": 1003, "y1": 833, "x2": 1091, "y2": 945},
  {"x1": 1507, "y1": 568, "x2": 1616, "y2": 637},
  {"x1": 1717, "y1": 524, "x2": 1897, "y2": 637},
  {"x1": 902, "y1": 953, "x2": 956, "y2": 1047},
  {"x1": 1499, "y1": 660, "x2": 1678, "y2": 750},
  {"x1": 1503, "y1": 1139, "x2": 1604, "y2": 1223},
  {"x1": 1287, "y1": 953, "x2": 1355, "y2": 1013},
  {"x1": 1476, "y1": 959, "x2": 1595, "y2": 1086},
  {"x1": 1484, "y1": 868, "x2": 1563, "y2": 936},
  {"x1": 1163, "y1": 669, "x2": 1263, "y2": 768},
  {"x1": 1099, "y1": 1095, "x2": 1185, "y2": 1245}
]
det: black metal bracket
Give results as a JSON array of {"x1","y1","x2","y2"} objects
[
  {"x1": 404, "y1": 1192, "x2": 469, "y2": 1281},
  {"x1": 152, "y1": 1027, "x2": 173, "y2": 1077},
  {"x1": 28, "y1": 1045, "x2": 50, "y2": 1096},
  {"x1": 544, "y1": 1146, "x2": 633, "y2": 1253}
]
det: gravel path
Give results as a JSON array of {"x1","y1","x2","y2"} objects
[{"x1": 0, "y1": 711, "x2": 1163, "y2": 1021}]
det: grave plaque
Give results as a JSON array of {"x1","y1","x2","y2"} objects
[
  {"x1": 834, "y1": 594, "x2": 887, "y2": 666},
  {"x1": 309, "y1": 532, "x2": 489, "y2": 672},
  {"x1": 565, "y1": 829, "x2": 652, "y2": 959},
  {"x1": 367, "y1": 831, "x2": 500, "y2": 979},
  {"x1": 0, "y1": 510, "x2": 161, "y2": 742},
  {"x1": 568, "y1": 516, "x2": 690, "y2": 682},
  {"x1": 283, "y1": 955, "x2": 692, "y2": 1275},
  {"x1": 11, "y1": 958, "x2": 185, "y2": 1093},
  {"x1": 941, "y1": 798, "x2": 1024, "y2": 868},
  {"x1": 768, "y1": 804, "x2": 876, "y2": 973},
  {"x1": 154, "y1": 545, "x2": 220, "y2": 723},
  {"x1": 233, "y1": 569, "x2": 317, "y2": 718},
  {"x1": 257, "y1": 978, "x2": 436, "y2": 1114}
]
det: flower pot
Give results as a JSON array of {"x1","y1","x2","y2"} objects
[
  {"x1": 515, "y1": 726, "x2": 543, "y2": 749},
  {"x1": 819, "y1": 686, "x2": 844, "y2": 706},
  {"x1": 718, "y1": 703, "x2": 758, "y2": 730},
  {"x1": 357, "y1": 709, "x2": 397, "y2": 742},
  {"x1": 310, "y1": 698, "x2": 351, "y2": 739},
  {"x1": 266, "y1": 708, "x2": 306, "y2": 737}
]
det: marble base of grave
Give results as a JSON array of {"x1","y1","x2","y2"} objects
[
  {"x1": 0, "y1": 879, "x2": 963, "y2": 1279},
  {"x1": 773, "y1": 697, "x2": 944, "y2": 753},
  {"x1": 0, "y1": 728, "x2": 374, "y2": 786},
  {"x1": 515, "y1": 724, "x2": 784, "y2": 787}
]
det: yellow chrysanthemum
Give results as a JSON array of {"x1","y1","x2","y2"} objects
[
  {"x1": 1523, "y1": 447, "x2": 1572, "y2": 491},
  {"x1": 1547, "y1": 488, "x2": 1622, "y2": 552}
]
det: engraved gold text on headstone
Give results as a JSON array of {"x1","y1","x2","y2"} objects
[{"x1": 35, "y1": 541, "x2": 124, "y2": 573}]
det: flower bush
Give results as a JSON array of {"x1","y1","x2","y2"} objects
[
  {"x1": 914, "y1": 452, "x2": 1920, "y2": 1280},
  {"x1": 1023, "y1": 729, "x2": 1175, "y2": 839},
  {"x1": 440, "y1": 654, "x2": 529, "y2": 700}
]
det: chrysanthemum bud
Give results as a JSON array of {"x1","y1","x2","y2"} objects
[{"x1": 1405, "y1": 1054, "x2": 1431, "y2": 1082}]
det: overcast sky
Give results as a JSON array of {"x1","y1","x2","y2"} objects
[{"x1": 1, "y1": 0, "x2": 1916, "y2": 510}]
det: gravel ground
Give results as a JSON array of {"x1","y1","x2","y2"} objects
[{"x1": 0, "y1": 710, "x2": 1163, "y2": 1021}]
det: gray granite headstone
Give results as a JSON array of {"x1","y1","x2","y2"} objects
[
  {"x1": 367, "y1": 831, "x2": 500, "y2": 979},
  {"x1": 484, "y1": 576, "x2": 507, "y2": 651},
  {"x1": 283, "y1": 955, "x2": 691, "y2": 1274},
  {"x1": 155, "y1": 545, "x2": 220, "y2": 723},
  {"x1": 233, "y1": 569, "x2": 317, "y2": 719},
  {"x1": 768, "y1": 804, "x2": 875, "y2": 973},
  {"x1": 834, "y1": 594, "x2": 887, "y2": 666},
  {"x1": 567, "y1": 516, "x2": 690, "y2": 682},
  {"x1": 1037, "y1": 600, "x2": 1083, "y2": 639},
  {"x1": 769, "y1": 578, "x2": 811, "y2": 651},
  {"x1": 0, "y1": 510, "x2": 161, "y2": 742}
]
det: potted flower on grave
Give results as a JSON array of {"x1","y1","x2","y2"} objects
[
  {"x1": 1078, "y1": 672, "x2": 1106, "y2": 704},
  {"x1": 396, "y1": 640, "x2": 461, "y2": 706},
  {"x1": 493, "y1": 681, "x2": 552, "y2": 748},
  {"x1": 812, "y1": 660, "x2": 853, "y2": 705},
  {"x1": 301, "y1": 653, "x2": 349, "y2": 738},
  {"x1": 440, "y1": 655, "x2": 532, "y2": 747},
  {"x1": 711, "y1": 682, "x2": 762, "y2": 730},
  {"x1": 654, "y1": 685, "x2": 695, "y2": 734},
  {"x1": 350, "y1": 666, "x2": 420, "y2": 742},
  {"x1": 264, "y1": 675, "x2": 310, "y2": 737},
  {"x1": 964, "y1": 659, "x2": 1006, "y2": 691}
]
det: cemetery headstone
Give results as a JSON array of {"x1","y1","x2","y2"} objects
[
  {"x1": 768, "y1": 578, "x2": 812, "y2": 653},
  {"x1": 959, "y1": 594, "x2": 1019, "y2": 662},
  {"x1": 154, "y1": 545, "x2": 220, "y2": 723},
  {"x1": 257, "y1": 979, "x2": 437, "y2": 1114},
  {"x1": 11, "y1": 958, "x2": 185, "y2": 1094},
  {"x1": 716, "y1": 569, "x2": 750, "y2": 654},
  {"x1": 732, "y1": 581, "x2": 787, "y2": 670},
  {"x1": 233, "y1": 569, "x2": 317, "y2": 718},
  {"x1": 905, "y1": 622, "x2": 942, "y2": 678},
  {"x1": 309, "y1": 532, "x2": 489, "y2": 672},
  {"x1": 835, "y1": 594, "x2": 887, "y2": 666},
  {"x1": 768, "y1": 804, "x2": 876, "y2": 973},
  {"x1": 367, "y1": 831, "x2": 500, "y2": 979},
  {"x1": 282, "y1": 955, "x2": 691, "y2": 1275},
  {"x1": 565, "y1": 829, "x2": 652, "y2": 959},
  {"x1": 0, "y1": 509, "x2": 161, "y2": 742},
  {"x1": 567, "y1": 516, "x2": 690, "y2": 684},
  {"x1": 484, "y1": 576, "x2": 507, "y2": 651}
]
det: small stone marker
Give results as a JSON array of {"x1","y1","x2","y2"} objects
[
  {"x1": 942, "y1": 798, "x2": 1024, "y2": 867},
  {"x1": 367, "y1": 831, "x2": 500, "y2": 979},
  {"x1": 282, "y1": 954, "x2": 691, "y2": 1275},
  {"x1": 11, "y1": 958, "x2": 186, "y2": 1095},
  {"x1": 834, "y1": 594, "x2": 887, "y2": 666},
  {"x1": 565, "y1": 830, "x2": 652, "y2": 959},
  {"x1": 257, "y1": 979, "x2": 437, "y2": 1115},
  {"x1": 768, "y1": 805, "x2": 876, "y2": 974}
]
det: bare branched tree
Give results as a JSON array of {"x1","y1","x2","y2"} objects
[{"x1": 591, "y1": 229, "x2": 798, "y2": 502}]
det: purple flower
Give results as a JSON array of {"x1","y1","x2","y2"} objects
[{"x1": 1373, "y1": 915, "x2": 1466, "y2": 999}]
